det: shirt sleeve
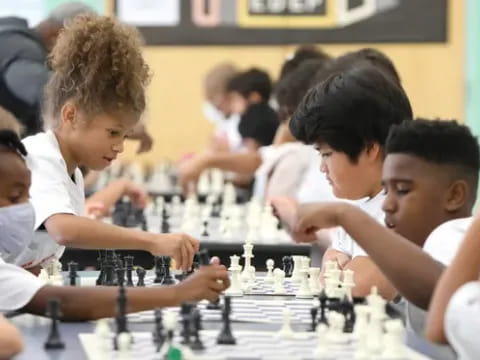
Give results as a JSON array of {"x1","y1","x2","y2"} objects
[
  {"x1": 331, "y1": 228, "x2": 352, "y2": 257},
  {"x1": 27, "y1": 154, "x2": 79, "y2": 230},
  {"x1": 445, "y1": 281, "x2": 480, "y2": 359},
  {"x1": 0, "y1": 261, "x2": 45, "y2": 312},
  {"x1": 266, "y1": 151, "x2": 307, "y2": 199}
]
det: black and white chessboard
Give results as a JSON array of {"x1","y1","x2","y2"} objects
[
  {"x1": 127, "y1": 298, "x2": 315, "y2": 324},
  {"x1": 79, "y1": 330, "x2": 431, "y2": 360}
]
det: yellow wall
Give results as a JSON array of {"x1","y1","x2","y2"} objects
[{"x1": 120, "y1": 0, "x2": 464, "y2": 164}]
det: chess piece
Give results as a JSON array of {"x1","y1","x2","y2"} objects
[
  {"x1": 216, "y1": 297, "x2": 236, "y2": 345},
  {"x1": 180, "y1": 304, "x2": 192, "y2": 345},
  {"x1": 96, "y1": 251, "x2": 105, "y2": 285},
  {"x1": 154, "y1": 256, "x2": 165, "y2": 283},
  {"x1": 381, "y1": 319, "x2": 406, "y2": 359},
  {"x1": 162, "y1": 257, "x2": 175, "y2": 285},
  {"x1": 342, "y1": 269, "x2": 355, "y2": 301},
  {"x1": 309, "y1": 267, "x2": 322, "y2": 295},
  {"x1": 124, "y1": 255, "x2": 135, "y2": 287},
  {"x1": 117, "y1": 332, "x2": 132, "y2": 359},
  {"x1": 310, "y1": 306, "x2": 318, "y2": 332},
  {"x1": 44, "y1": 298, "x2": 65, "y2": 349},
  {"x1": 282, "y1": 256, "x2": 293, "y2": 277},
  {"x1": 201, "y1": 220, "x2": 210, "y2": 237},
  {"x1": 104, "y1": 250, "x2": 116, "y2": 286},
  {"x1": 68, "y1": 261, "x2": 78, "y2": 286},
  {"x1": 190, "y1": 309, "x2": 204, "y2": 350},
  {"x1": 114, "y1": 286, "x2": 129, "y2": 350},
  {"x1": 95, "y1": 319, "x2": 111, "y2": 357},
  {"x1": 264, "y1": 259, "x2": 275, "y2": 284},
  {"x1": 353, "y1": 304, "x2": 369, "y2": 340},
  {"x1": 136, "y1": 267, "x2": 146, "y2": 287},
  {"x1": 318, "y1": 290, "x2": 328, "y2": 326},
  {"x1": 225, "y1": 255, "x2": 243, "y2": 296},
  {"x1": 313, "y1": 323, "x2": 329, "y2": 359},
  {"x1": 241, "y1": 242, "x2": 254, "y2": 282},
  {"x1": 116, "y1": 267, "x2": 125, "y2": 287},
  {"x1": 277, "y1": 308, "x2": 294, "y2": 339},
  {"x1": 153, "y1": 308, "x2": 165, "y2": 352},
  {"x1": 326, "y1": 311, "x2": 348, "y2": 345},
  {"x1": 291, "y1": 256, "x2": 303, "y2": 282},
  {"x1": 296, "y1": 259, "x2": 313, "y2": 299},
  {"x1": 272, "y1": 268, "x2": 286, "y2": 295}
]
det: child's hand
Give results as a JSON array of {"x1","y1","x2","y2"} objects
[
  {"x1": 176, "y1": 265, "x2": 230, "y2": 302},
  {"x1": 321, "y1": 248, "x2": 351, "y2": 270},
  {"x1": 178, "y1": 155, "x2": 208, "y2": 195},
  {"x1": 293, "y1": 202, "x2": 344, "y2": 238},
  {"x1": 269, "y1": 196, "x2": 298, "y2": 230},
  {"x1": 150, "y1": 233, "x2": 200, "y2": 271},
  {"x1": 85, "y1": 201, "x2": 106, "y2": 219}
]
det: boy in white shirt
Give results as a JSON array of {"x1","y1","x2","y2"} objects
[
  {"x1": 281, "y1": 64, "x2": 414, "y2": 299},
  {"x1": 294, "y1": 119, "x2": 478, "y2": 359},
  {"x1": 21, "y1": 15, "x2": 198, "y2": 272},
  {"x1": 0, "y1": 129, "x2": 230, "y2": 320}
]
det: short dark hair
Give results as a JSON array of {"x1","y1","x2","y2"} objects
[
  {"x1": 238, "y1": 103, "x2": 279, "y2": 146},
  {"x1": 290, "y1": 65, "x2": 413, "y2": 162},
  {"x1": 0, "y1": 130, "x2": 27, "y2": 156},
  {"x1": 227, "y1": 68, "x2": 272, "y2": 101},
  {"x1": 275, "y1": 59, "x2": 330, "y2": 123},
  {"x1": 315, "y1": 48, "x2": 401, "y2": 87},
  {"x1": 386, "y1": 118, "x2": 480, "y2": 199},
  {"x1": 279, "y1": 45, "x2": 331, "y2": 80}
]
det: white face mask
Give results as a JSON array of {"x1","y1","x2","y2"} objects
[
  {"x1": 202, "y1": 101, "x2": 226, "y2": 125},
  {"x1": 0, "y1": 202, "x2": 35, "y2": 261}
]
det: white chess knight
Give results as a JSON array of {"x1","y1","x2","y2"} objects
[
  {"x1": 276, "y1": 308, "x2": 294, "y2": 339},
  {"x1": 225, "y1": 255, "x2": 244, "y2": 297},
  {"x1": 264, "y1": 259, "x2": 275, "y2": 284},
  {"x1": 272, "y1": 268, "x2": 286, "y2": 294}
]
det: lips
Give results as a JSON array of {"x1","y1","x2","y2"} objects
[
  {"x1": 103, "y1": 156, "x2": 116, "y2": 163},
  {"x1": 384, "y1": 218, "x2": 395, "y2": 229}
]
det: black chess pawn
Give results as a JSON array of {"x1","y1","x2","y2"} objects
[
  {"x1": 282, "y1": 256, "x2": 293, "y2": 277},
  {"x1": 44, "y1": 298, "x2": 65, "y2": 349},
  {"x1": 136, "y1": 267, "x2": 146, "y2": 287},
  {"x1": 318, "y1": 290, "x2": 328, "y2": 326},
  {"x1": 162, "y1": 257, "x2": 175, "y2": 285},
  {"x1": 154, "y1": 256, "x2": 165, "y2": 283},
  {"x1": 124, "y1": 255, "x2": 135, "y2": 287},
  {"x1": 190, "y1": 309, "x2": 204, "y2": 350},
  {"x1": 216, "y1": 296, "x2": 236, "y2": 345},
  {"x1": 309, "y1": 306, "x2": 318, "y2": 332},
  {"x1": 68, "y1": 261, "x2": 78, "y2": 286},
  {"x1": 201, "y1": 220, "x2": 209, "y2": 237}
]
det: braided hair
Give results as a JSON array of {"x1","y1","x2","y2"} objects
[{"x1": 0, "y1": 130, "x2": 27, "y2": 156}]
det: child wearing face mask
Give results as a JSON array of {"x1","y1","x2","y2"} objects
[
  {"x1": 19, "y1": 15, "x2": 199, "y2": 272},
  {"x1": 0, "y1": 129, "x2": 230, "y2": 319}
]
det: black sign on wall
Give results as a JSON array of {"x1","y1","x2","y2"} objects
[{"x1": 114, "y1": 0, "x2": 448, "y2": 46}]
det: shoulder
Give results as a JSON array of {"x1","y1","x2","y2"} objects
[{"x1": 423, "y1": 217, "x2": 473, "y2": 265}]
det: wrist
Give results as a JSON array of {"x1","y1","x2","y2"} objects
[
  {"x1": 333, "y1": 202, "x2": 354, "y2": 226},
  {"x1": 139, "y1": 231, "x2": 158, "y2": 253}
]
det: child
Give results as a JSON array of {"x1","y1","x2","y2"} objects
[
  {"x1": 0, "y1": 129, "x2": 230, "y2": 320},
  {"x1": 20, "y1": 15, "x2": 198, "y2": 272},
  {"x1": 293, "y1": 119, "x2": 478, "y2": 359},
  {"x1": 0, "y1": 315, "x2": 23, "y2": 358},
  {"x1": 286, "y1": 64, "x2": 414, "y2": 299}
]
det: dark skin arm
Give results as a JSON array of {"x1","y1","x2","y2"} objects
[
  {"x1": 23, "y1": 265, "x2": 230, "y2": 321},
  {"x1": 294, "y1": 202, "x2": 444, "y2": 309},
  {"x1": 426, "y1": 216, "x2": 480, "y2": 344}
]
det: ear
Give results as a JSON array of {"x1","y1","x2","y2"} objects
[
  {"x1": 60, "y1": 102, "x2": 77, "y2": 128},
  {"x1": 365, "y1": 142, "x2": 383, "y2": 162},
  {"x1": 445, "y1": 180, "x2": 468, "y2": 212},
  {"x1": 248, "y1": 92, "x2": 263, "y2": 104}
]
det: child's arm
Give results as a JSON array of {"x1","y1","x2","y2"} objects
[
  {"x1": 44, "y1": 215, "x2": 198, "y2": 270},
  {"x1": 23, "y1": 264, "x2": 229, "y2": 321},
  {"x1": 425, "y1": 216, "x2": 480, "y2": 344},
  {"x1": 85, "y1": 178, "x2": 147, "y2": 218},
  {"x1": 179, "y1": 151, "x2": 262, "y2": 192},
  {"x1": 294, "y1": 202, "x2": 444, "y2": 308},
  {"x1": 0, "y1": 315, "x2": 23, "y2": 358}
]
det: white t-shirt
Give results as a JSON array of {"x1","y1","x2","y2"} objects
[
  {"x1": 423, "y1": 217, "x2": 472, "y2": 265},
  {"x1": 445, "y1": 281, "x2": 480, "y2": 360},
  {"x1": 0, "y1": 258, "x2": 45, "y2": 312},
  {"x1": 403, "y1": 218, "x2": 471, "y2": 360},
  {"x1": 20, "y1": 130, "x2": 85, "y2": 268},
  {"x1": 331, "y1": 191, "x2": 386, "y2": 258}
]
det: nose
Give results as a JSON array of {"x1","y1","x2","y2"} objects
[
  {"x1": 382, "y1": 191, "x2": 397, "y2": 214},
  {"x1": 112, "y1": 140, "x2": 124, "y2": 154},
  {"x1": 320, "y1": 158, "x2": 328, "y2": 174}
]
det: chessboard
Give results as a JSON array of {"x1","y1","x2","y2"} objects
[
  {"x1": 79, "y1": 330, "x2": 431, "y2": 360},
  {"x1": 126, "y1": 298, "x2": 315, "y2": 324}
]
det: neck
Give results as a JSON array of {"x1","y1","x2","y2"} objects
[
  {"x1": 53, "y1": 129, "x2": 78, "y2": 176},
  {"x1": 366, "y1": 163, "x2": 384, "y2": 198}
]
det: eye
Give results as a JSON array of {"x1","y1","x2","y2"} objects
[
  {"x1": 381, "y1": 186, "x2": 388, "y2": 195},
  {"x1": 107, "y1": 129, "x2": 121, "y2": 137},
  {"x1": 320, "y1": 152, "x2": 332, "y2": 159},
  {"x1": 395, "y1": 183, "x2": 411, "y2": 195}
]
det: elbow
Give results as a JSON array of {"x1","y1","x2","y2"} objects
[
  {"x1": 44, "y1": 216, "x2": 76, "y2": 246},
  {"x1": 425, "y1": 326, "x2": 448, "y2": 345},
  {"x1": 0, "y1": 330, "x2": 24, "y2": 358}
]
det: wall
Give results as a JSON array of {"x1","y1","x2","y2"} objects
[{"x1": 120, "y1": 0, "x2": 464, "y2": 164}]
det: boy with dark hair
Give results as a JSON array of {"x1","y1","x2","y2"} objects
[
  {"x1": 293, "y1": 119, "x2": 478, "y2": 359},
  {"x1": 227, "y1": 68, "x2": 272, "y2": 115},
  {"x1": 285, "y1": 64, "x2": 413, "y2": 299}
]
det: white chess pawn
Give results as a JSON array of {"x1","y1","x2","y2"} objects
[
  {"x1": 276, "y1": 308, "x2": 294, "y2": 339},
  {"x1": 381, "y1": 319, "x2": 406, "y2": 359},
  {"x1": 264, "y1": 259, "x2": 275, "y2": 283},
  {"x1": 272, "y1": 268, "x2": 286, "y2": 294},
  {"x1": 342, "y1": 269, "x2": 355, "y2": 301},
  {"x1": 353, "y1": 305, "x2": 369, "y2": 340},
  {"x1": 296, "y1": 265, "x2": 313, "y2": 299},
  {"x1": 313, "y1": 323, "x2": 329, "y2": 359},
  {"x1": 366, "y1": 310, "x2": 384, "y2": 355},
  {"x1": 309, "y1": 267, "x2": 322, "y2": 294},
  {"x1": 95, "y1": 319, "x2": 111, "y2": 356},
  {"x1": 326, "y1": 312, "x2": 348, "y2": 344},
  {"x1": 117, "y1": 332, "x2": 132, "y2": 359}
]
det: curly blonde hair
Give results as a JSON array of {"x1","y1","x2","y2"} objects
[{"x1": 44, "y1": 15, "x2": 151, "y2": 129}]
